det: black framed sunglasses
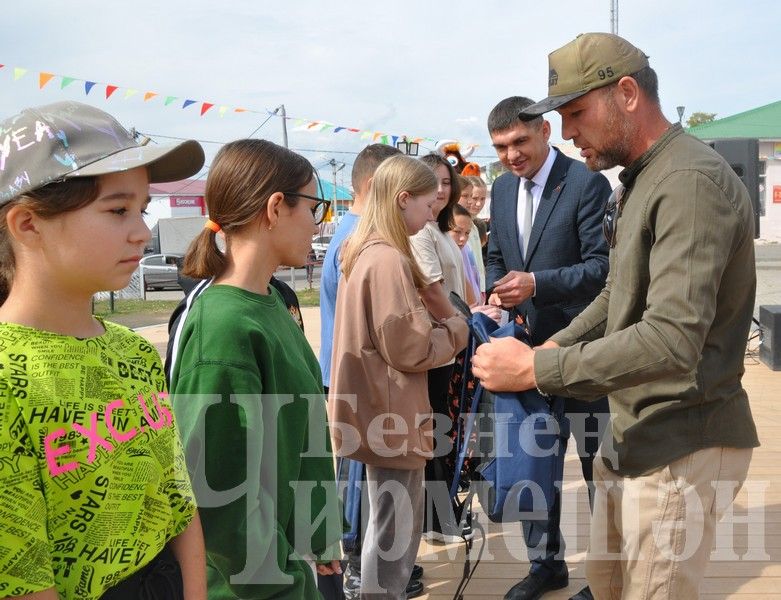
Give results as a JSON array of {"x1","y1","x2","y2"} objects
[
  {"x1": 284, "y1": 192, "x2": 331, "y2": 225},
  {"x1": 603, "y1": 185, "x2": 626, "y2": 248}
]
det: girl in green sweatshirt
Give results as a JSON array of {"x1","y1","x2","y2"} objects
[{"x1": 170, "y1": 139, "x2": 342, "y2": 599}]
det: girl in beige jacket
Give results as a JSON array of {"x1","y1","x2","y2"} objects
[{"x1": 329, "y1": 155, "x2": 468, "y2": 599}]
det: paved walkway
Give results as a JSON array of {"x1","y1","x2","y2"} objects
[
  {"x1": 134, "y1": 254, "x2": 781, "y2": 599},
  {"x1": 417, "y1": 360, "x2": 781, "y2": 599}
]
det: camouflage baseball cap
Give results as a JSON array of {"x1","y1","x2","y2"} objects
[
  {"x1": 519, "y1": 33, "x2": 649, "y2": 118},
  {"x1": 0, "y1": 101, "x2": 205, "y2": 205}
]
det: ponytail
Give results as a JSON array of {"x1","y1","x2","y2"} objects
[
  {"x1": 182, "y1": 227, "x2": 227, "y2": 280},
  {"x1": 181, "y1": 139, "x2": 313, "y2": 281}
]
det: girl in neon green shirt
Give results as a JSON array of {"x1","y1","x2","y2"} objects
[{"x1": 0, "y1": 101, "x2": 206, "y2": 600}]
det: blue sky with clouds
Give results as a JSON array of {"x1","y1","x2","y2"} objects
[{"x1": 2, "y1": 0, "x2": 778, "y2": 184}]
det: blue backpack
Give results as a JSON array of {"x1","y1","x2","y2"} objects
[{"x1": 449, "y1": 294, "x2": 569, "y2": 523}]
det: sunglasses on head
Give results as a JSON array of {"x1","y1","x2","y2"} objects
[
  {"x1": 283, "y1": 192, "x2": 331, "y2": 225},
  {"x1": 603, "y1": 185, "x2": 626, "y2": 248}
]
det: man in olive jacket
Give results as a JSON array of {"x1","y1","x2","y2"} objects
[{"x1": 473, "y1": 33, "x2": 759, "y2": 600}]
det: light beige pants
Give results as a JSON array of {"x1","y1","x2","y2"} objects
[{"x1": 587, "y1": 446, "x2": 752, "y2": 599}]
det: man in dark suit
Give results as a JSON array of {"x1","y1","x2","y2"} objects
[{"x1": 485, "y1": 96, "x2": 611, "y2": 600}]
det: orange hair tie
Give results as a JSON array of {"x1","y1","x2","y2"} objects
[{"x1": 204, "y1": 219, "x2": 221, "y2": 233}]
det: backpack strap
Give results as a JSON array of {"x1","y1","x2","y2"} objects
[
  {"x1": 450, "y1": 377, "x2": 482, "y2": 499},
  {"x1": 168, "y1": 277, "x2": 212, "y2": 384}
]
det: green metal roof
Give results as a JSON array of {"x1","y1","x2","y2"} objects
[
  {"x1": 318, "y1": 179, "x2": 352, "y2": 200},
  {"x1": 687, "y1": 100, "x2": 781, "y2": 140}
]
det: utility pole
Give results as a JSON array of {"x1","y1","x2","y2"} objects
[
  {"x1": 329, "y1": 158, "x2": 346, "y2": 219},
  {"x1": 610, "y1": 0, "x2": 619, "y2": 34},
  {"x1": 278, "y1": 104, "x2": 289, "y2": 148}
]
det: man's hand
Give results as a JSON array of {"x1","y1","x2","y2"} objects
[
  {"x1": 490, "y1": 271, "x2": 535, "y2": 307},
  {"x1": 471, "y1": 336, "x2": 537, "y2": 392}
]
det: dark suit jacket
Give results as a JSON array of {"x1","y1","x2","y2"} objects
[{"x1": 486, "y1": 148, "x2": 611, "y2": 346}]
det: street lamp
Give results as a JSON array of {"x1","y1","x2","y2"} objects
[
  {"x1": 396, "y1": 137, "x2": 419, "y2": 156},
  {"x1": 329, "y1": 159, "x2": 346, "y2": 220}
]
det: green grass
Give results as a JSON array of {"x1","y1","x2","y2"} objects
[
  {"x1": 92, "y1": 288, "x2": 320, "y2": 329},
  {"x1": 92, "y1": 299, "x2": 181, "y2": 316},
  {"x1": 94, "y1": 292, "x2": 321, "y2": 314},
  {"x1": 295, "y1": 287, "x2": 320, "y2": 307}
]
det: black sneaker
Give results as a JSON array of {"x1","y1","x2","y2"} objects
[
  {"x1": 406, "y1": 578, "x2": 424, "y2": 598},
  {"x1": 343, "y1": 561, "x2": 424, "y2": 598}
]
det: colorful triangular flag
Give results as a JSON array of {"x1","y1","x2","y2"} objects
[
  {"x1": 6, "y1": 64, "x2": 452, "y2": 145},
  {"x1": 39, "y1": 72, "x2": 55, "y2": 89}
]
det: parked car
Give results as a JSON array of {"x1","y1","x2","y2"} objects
[
  {"x1": 311, "y1": 235, "x2": 333, "y2": 260},
  {"x1": 140, "y1": 253, "x2": 184, "y2": 291}
]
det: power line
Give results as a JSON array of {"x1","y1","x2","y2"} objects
[
  {"x1": 138, "y1": 132, "x2": 224, "y2": 145},
  {"x1": 140, "y1": 132, "x2": 363, "y2": 155},
  {"x1": 245, "y1": 111, "x2": 277, "y2": 139},
  {"x1": 141, "y1": 132, "x2": 498, "y2": 159}
]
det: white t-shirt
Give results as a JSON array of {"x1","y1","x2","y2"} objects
[
  {"x1": 410, "y1": 221, "x2": 466, "y2": 367},
  {"x1": 410, "y1": 221, "x2": 466, "y2": 300}
]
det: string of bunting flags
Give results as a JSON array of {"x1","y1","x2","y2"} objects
[{"x1": 0, "y1": 63, "x2": 444, "y2": 147}]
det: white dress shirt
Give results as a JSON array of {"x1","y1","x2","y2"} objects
[
  {"x1": 515, "y1": 146, "x2": 556, "y2": 296},
  {"x1": 516, "y1": 145, "x2": 556, "y2": 253}
]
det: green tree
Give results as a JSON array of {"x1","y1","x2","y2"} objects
[{"x1": 686, "y1": 111, "x2": 717, "y2": 128}]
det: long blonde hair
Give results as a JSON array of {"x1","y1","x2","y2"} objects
[{"x1": 341, "y1": 155, "x2": 436, "y2": 289}]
